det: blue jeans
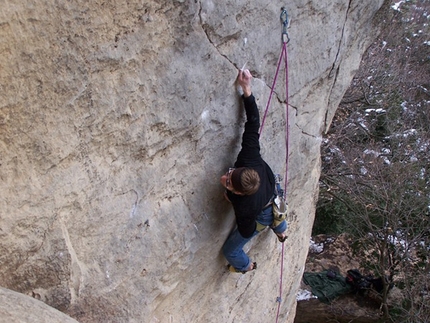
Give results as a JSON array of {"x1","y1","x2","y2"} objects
[{"x1": 222, "y1": 205, "x2": 287, "y2": 271}]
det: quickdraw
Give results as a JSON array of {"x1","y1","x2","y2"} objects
[{"x1": 280, "y1": 7, "x2": 290, "y2": 44}]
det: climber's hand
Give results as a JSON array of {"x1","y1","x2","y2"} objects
[{"x1": 237, "y1": 69, "x2": 252, "y2": 97}]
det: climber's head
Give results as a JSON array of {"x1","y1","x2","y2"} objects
[{"x1": 220, "y1": 167, "x2": 260, "y2": 195}]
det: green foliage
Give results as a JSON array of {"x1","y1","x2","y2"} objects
[
  {"x1": 313, "y1": 198, "x2": 349, "y2": 235},
  {"x1": 316, "y1": 0, "x2": 430, "y2": 321}
]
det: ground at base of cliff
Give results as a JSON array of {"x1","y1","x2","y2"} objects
[{"x1": 294, "y1": 234, "x2": 402, "y2": 323}]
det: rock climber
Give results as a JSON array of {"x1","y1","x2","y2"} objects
[{"x1": 220, "y1": 68, "x2": 288, "y2": 274}]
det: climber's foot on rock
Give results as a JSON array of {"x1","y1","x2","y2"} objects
[{"x1": 228, "y1": 262, "x2": 257, "y2": 274}]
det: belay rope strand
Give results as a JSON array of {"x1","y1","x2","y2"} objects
[{"x1": 259, "y1": 7, "x2": 290, "y2": 323}]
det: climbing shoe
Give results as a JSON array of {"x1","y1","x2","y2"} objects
[{"x1": 227, "y1": 262, "x2": 257, "y2": 274}]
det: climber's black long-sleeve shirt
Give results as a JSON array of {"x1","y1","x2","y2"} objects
[{"x1": 226, "y1": 94, "x2": 275, "y2": 238}]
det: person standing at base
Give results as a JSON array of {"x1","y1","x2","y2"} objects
[{"x1": 220, "y1": 68, "x2": 288, "y2": 274}]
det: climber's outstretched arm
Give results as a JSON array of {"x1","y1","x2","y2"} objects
[{"x1": 237, "y1": 69, "x2": 252, "y2": 98}]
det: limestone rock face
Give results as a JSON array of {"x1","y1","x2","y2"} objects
[
  {"x1": 0, "y1": 1, "x2": 385, "y2": 322},
  {"x1": 0, "y1": 287, "x2": 79, "y2": 323}
]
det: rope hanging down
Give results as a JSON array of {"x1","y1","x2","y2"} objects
[
  {"x1": 258, "y1": 7, "x2": 290, "y2": 323},
  {"x1": 259, "y1": 6, "x2": 290, "y2": 199}
]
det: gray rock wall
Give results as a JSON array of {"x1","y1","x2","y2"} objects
[
  {"x1": 0, "y1": 287, "x2": 79, "y2": 323},
  {"x1": 0, "y1": 0, "x2": 386, "y2": 322}
]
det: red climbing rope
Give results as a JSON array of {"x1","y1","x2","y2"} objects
[
  {"x1": 260, "y1": 11, "x2": 290, "y2": 197},
  {"x1": 259, "y1": 40, "x2": 287, "y2": 136},
  {"x1": 258, "y1": 7, "x2": 290, "y2": 323},
  {"x1": 276, "y1": 242, "x2": 285, "y2": 323},
  {"x1": 275, "y1": 41, "x2": 289, "y2": 323}
]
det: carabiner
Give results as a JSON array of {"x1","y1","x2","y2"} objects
[{"x1": 280, "y1": 7, "x2": 290, "y2": 43}]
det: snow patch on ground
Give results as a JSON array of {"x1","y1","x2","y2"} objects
[
  {"x1": 297, "y1": 289, "x2": 318, "y2": 301},
  {"x1": 392, "y1": 1, "x2": 405, "y2": 12},
  {"x1": 309, "y1": 238, "x2": 324, "y2": 254}
]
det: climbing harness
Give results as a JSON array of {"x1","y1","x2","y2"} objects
[
  {"x1": 258, "y1": 7, "x2": 291, "y2": 323},
  {"x1": 272, "y1": 174, "x2": 288, "y2": 229}
]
